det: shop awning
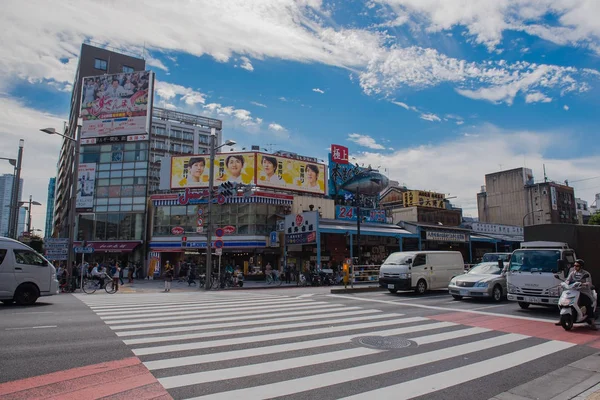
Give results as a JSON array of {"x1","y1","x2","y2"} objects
[
  {"x1": 473, "y1": 233, "x2": 523, "y2": 242},
  {"x1": 74, "y1": 241, "x2": 142, "y2": 253},
  {"x1": 319, "y1": 221, "x2": 416, "y2": 238},
  {"x1": 470, "y1": 235, "x2": 499, "y2": 243}
]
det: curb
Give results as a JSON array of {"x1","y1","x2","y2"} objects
[{"x1": 330, "y1": 286, "x2": 383, "y2": 294}]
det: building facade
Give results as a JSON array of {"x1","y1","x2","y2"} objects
[
  {"x1": 45, "y1": 178, "x2": 56, "y2": 238},
  {"x1": 53, "y1": 43, "x2": 146, "y2": 238},
  {"x1": 0, "y1": 174, "x2": 23, "y2": 237}
]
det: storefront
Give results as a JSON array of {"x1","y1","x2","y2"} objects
[{"x1": 400, "y1": 221, "x2": 472, "y2": 263}]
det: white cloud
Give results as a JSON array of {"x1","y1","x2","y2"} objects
[
  {"x1": 564, "y1": 105, "x2": 570, "y2": 111},
  {"x1": 525, "y1": 92, "x2": 552, "y2": 103},
  {"x1": 279, "y1": 97, "x2": 288, "y2": 102},
  {"x1": 239, "y1": 56, "x2": 254, "y2": 72},
  {"x1": 348, "y1": 133, "x2": 386, "y2": 150},
  {"x1": 146, "y1": 55, "x2": 169, "y2": 72},
  {"x1": 420, "y1": 113, "x2": 441, "y2": 122},
  {"x1": 312, "y1": 88, "x2": 325, "y2": 94},
  {"x1": 251, "y1": 101, "x2": 267, "y2": 108},
  {"x1": 353, "y1": 124, "x2": 600, "y2": 215},
  {"x1": 391, "y1": 100, "x2": 418, "y2": 112},
  {"x1": 203, "y1": 103, "x2": 262, "y2": 126},
  {"x1": 154, "y1": 81, "x2": 206, "y2": 105},
  {"x1": 0, "y1": 97, "x2": 66, "y2": 235},
  {"x1": 268, "y1": 123, "x2": 286, "y2": 132},
  {"x1": 456, "y1": 120, "x2": 465, "y2": 125}
]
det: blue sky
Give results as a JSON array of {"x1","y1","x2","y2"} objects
[{"x1": 0, "y1": 0, "x2": 599, "y2": 232}]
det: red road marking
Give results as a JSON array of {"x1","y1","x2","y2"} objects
[
  {"x1": 0, "y1": 357, "x2": 172, "y2": 400},
  {"x1": 429, "y1": 312, "x2": 600, "y2": 346}
]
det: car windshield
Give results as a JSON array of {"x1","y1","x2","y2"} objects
[
  {"x1": 509, "y1": 250, "x2": 561, "y2": 273},
  {"x1": 382, "y1": 254, "x2": 411, "y2": 265},
  {"x1": 468, "y1": 263, "x2": 502, "y2": 275},
  {"x1": 482, "y1": 253, "x2": 510, "y2": 262}
]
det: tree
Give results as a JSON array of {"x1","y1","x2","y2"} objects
[{"x1": 589, "y1": 213, "x2": 600, "y2": 226}]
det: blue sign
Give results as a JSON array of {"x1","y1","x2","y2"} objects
[
  {"x1": 335, "y1": 206, "x2": 386, "y2": 223},
  {"x1": 74, "y1": 246, "x2": 94, "y2": 254},
  {"x1": 270, "y1": 231, "x2": 279, "y2": 247}
]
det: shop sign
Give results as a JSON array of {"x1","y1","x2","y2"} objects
[
  {"x1": 171, "y1": 226, "x2": 184, "y2": 235},
  {"x1": 403, "y1": 190, "x2": 445, "y2": 209},
  {"x1": 284, "y1": 211, "x2": 318, "y2": 245},
  {"x1": 287, "y1": 231, "x2": 317, "y2": 245},
  {"x1": 178, "y1": 188, "x2": 210, "y2": 205},
  {"x1": 426, "y1": 231, "x2": 468, "y2": 242},
  {"x1": 270, "y1": 231, "x2": 279, "y2": 247},
  {"x1": 331, "y1": 144, "x2": 349, "y2": 164},
  {"x1": 223, "y1": 225, "x2": 236, "y2": 234},
  {"x1": 471, "y1": 223, "x2": 523, "y2": 236},
  {"x1": 551, "y1": 186, "x2": 558, "y2": 211},
  {"x1": 335, "y1": 206, "x2": 386, "y2": 223}
]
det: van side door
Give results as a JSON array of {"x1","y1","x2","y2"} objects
[
  {"x1": 13, "y1": 249, "x2": 51, "y2": 293},
  {"x1": 0, "y1": 249, "x2": 14, "y2": 298},
  {"x1": 412, "y1": 254, "x2": 427, "y2": 287}
]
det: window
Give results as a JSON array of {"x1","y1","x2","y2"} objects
[
  {"x1": 0, "y1": 249, "x2": 6, "y2": 266},
  {"x1": 14, "y1": 250, "x2": 47, "y2": 266},
  {"x1": 122, "y1": 65, "x2": 134, "y2": 73},
  {"x1": 94, "y1": 58, "x2": 108, "y2": 70},
  {"x1": 413, "y1": 254, "x2": 426, "y2": 267}
]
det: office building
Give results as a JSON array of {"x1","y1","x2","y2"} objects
[
  {"x1": 45, "y1": 178, "x2": 56, "y2": 238},
  {"x1": 0, "y1": 174, "x2": 23, "y2": 237},
  {"x1": 53, "y1": 43, "x2": 146, "y2": 238}
]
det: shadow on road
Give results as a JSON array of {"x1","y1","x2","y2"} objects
[{"x1": 0, "y1": 302, "x2": 54, "y2": 310}]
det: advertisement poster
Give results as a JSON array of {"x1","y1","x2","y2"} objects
[
  {"x1": 76, "y1": 163, "x2": 97, "y2": 211},
  {"x1": 257, "y1": 153, "x2": 326, "y2": 194},
  {"x1": 331, "y1": 144, "x2": 349, "y2": 164},
  {"x1": 170, "y1": 153, "x2": 256, "y2": 189},
  {"x1": 551, "y1": 186, "x2": 558, "y2": 211},
  {"x1": 284, "y1": 211, "x2": 319, "y2": 245},
  {"x1": 80, "y1": 70, "x2": 153, "y2": 139},
  {"x1": 402, "y1": 190, "x2": 445, "y2": 209}
]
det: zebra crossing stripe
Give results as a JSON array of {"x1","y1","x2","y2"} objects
[
  {"x1": 132, "y1": 317, "x2": 432, "y2": 356},
  {"x1": 103, "y1": 304, "x2": 342, "y2": 326},
  {"x1": 123, "y1": 313, "x2": 401, "y2": 345},
  {"x1": 183, "y1": 333, "x2": 530, "y2": 400},
  {"x1": 158, "y1": 326, "x2": 492, "y2": 389},
  {"x1": 114, "y1": 309, "x2": 376, "y2": 337},
  {"x1": 81, "y1": 294, "x2": 283, "y2": 309},
  {"x1": 411, "y1": 326, "x2": 490, "y2": 345},
  {"x1": 339, "y1": 340, "x2": 575, "y2": 400},
  {"x1": 143, "y1": 321, "x2": 462, "y2": 371}
]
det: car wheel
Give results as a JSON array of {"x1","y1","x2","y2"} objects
[
  {"x1": 452, "y1": 295, "x2": 463, "y2": 300},
  {"x1": 1, "y1": 299, "x2": 15, "y2": 305},
  {"x1": 388, "y1": 289, "x2": 398, "y2": 294},
  {"x1": 415, "y1": 279, "x2": 427, "y2": 295},
  {"x1": 518, "y1": 301, "x2": 530, "y2": 309},
  {"x1": 15, "y1": 284, "x2": 39, "y2": 306},
  {"x1": 492, "y1": 285, "x2": 503, "y2": 302}
]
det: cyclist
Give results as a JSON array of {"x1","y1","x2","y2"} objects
[{"x1": 91, "y1": 264, "x2": 106, "y2": 289}]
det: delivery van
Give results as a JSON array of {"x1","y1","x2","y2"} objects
[
  {"x1": 0, "y1": 237, "x2": 59, "y2": 305},
  {"x1": 379, "y1": 251, "x2": 464, "y2": 294}
]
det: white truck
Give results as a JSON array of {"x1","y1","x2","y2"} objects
[{"x1": 506, "y1": 241, "x2": 575, "y2": 309}]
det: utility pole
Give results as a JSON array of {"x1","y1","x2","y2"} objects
[
  {"x1": 9, "y1": 140, "x2": 24, "y2": 239},
  {"x1": 205, "y1": 128, "x2": 216, "y2": 290}
]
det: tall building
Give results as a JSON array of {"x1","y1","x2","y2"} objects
[
  {"x1": 17, "y1": 207, "x2": 26, "y2": 237},
  {"x1": 477, "y1": 167, "x2": 577, "y2": 226},
  {"x1": 0, "y1": 174, "x2": 23, "y2": 237},
  {"x1": 45, "y1": 178, "x2": 56, "y2": 238},
  {"x1": 53, "y1": 43, "x2": 146, "y2": 238}
]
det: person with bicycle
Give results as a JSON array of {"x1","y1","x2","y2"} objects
[{"x1": 91, "y1": 264, "x2": 106, "y2": 289}]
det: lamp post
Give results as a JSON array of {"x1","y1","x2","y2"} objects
[
  {"x1": 0, "y1": 156, "x2": 17, "y2": 237},
  {"x1": 522, "y1": 209, "x2": 543, "y2": 227},
  {"x1": 24, "y1": 195, "x2": 42, "y2": 235},
  {"x1": 6, "y1": 141, "x2": 24, "y2": 239},
  {"x1": 41, "y1": 127, "x2": 80, "y2": 276},
  {"x1": 204, "y1": 129, "x2": 236, "y2": 290}
]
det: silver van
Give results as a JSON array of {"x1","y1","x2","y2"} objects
[{"x1": 0, "y1": 237, "x2": 59, "y2": 305}]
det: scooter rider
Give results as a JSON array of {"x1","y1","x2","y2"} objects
[{"x1": 555, "y1": 259, "x2": 597, "y2": 329}]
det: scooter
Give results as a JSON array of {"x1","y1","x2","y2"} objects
[{"x1": 558, "y1": 279, "x2": 597, "y2": 331}]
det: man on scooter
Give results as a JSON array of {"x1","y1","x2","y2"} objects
[{"x1": 555, "y1": 259, "x2": 597, "y2": 329}]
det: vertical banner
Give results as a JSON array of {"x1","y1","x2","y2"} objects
[
  {"x1": 76, "y1": 163, "x2": 97, "y2": 212},
  {"x1": 331, "y1": 144, "x2": 349, "y2": 164},
  {"x1": 551, "y1": 186, "x2": 558, "y2": 211},
  {"x1": 80, "y1": 70, "x2": 154, "y2": 139}
]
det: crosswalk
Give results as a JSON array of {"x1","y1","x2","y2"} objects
[{"x1": 76, "y1": 291, "x2": 576, "y2": 400}]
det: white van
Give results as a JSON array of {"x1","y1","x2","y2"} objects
[
  {"x1": 379, "y1": 251, "x2": 465, "y2": 294},
  {"x1": 0, "y1": 237, "x2": 59, "y2": 305}
]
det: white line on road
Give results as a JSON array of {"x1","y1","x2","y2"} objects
[
  {"x1": 297, "y1": 294, "x2": 315, "y2": 298},
  {"x1": 471, "y1": 303, "x2": 512, "y2": 311},
  {"x1": 10, "y1": 311, "x2": 55, "y2": 315},
  {"x1": 5, "y1": 325, "x2": 57, "y2": 330}
]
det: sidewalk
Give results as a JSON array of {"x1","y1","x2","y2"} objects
[
  {"x1": 490, "y1": 352, "x2": 600, "y2": 400},
  {"x1": 112, "y1": 278, "x2": 304, "y2": 293}
]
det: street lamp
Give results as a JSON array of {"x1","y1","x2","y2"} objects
[
  {"x1": 3, "y1": 140, "x2": 24, "y2": 239},
  {"x1": 204, "y1": 129, "x2": 236, "y2": 290},
  {"x1": 21, "y1": 195, "x2": 42, "y2": 235},
  {"x1": 41, "y1": 127, "x2": 80, "y2": 275},
  {"x1": 523, "y1": 209, "x2": 543, "y2": 227},
  {"x1": 0, "y1": 156, "x2": 17, "y2": 237}
]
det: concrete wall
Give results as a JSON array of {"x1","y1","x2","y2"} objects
[
  {"x1": 391, "y1": 207, "x2": 418, "y2": 224},
  {"x1": 478, "y1": 168, "x2": 532, "y2": 226},
  {"x1": 292, "y1": 196, "x2": 335, "y2": 219}
]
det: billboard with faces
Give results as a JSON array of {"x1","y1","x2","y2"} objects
[
  {"x1": 170, "y1": 152, "x2": 256, "y2": 189},
  {"x1": 256, "y1": 153, "x2": 326, "y2": 195}
]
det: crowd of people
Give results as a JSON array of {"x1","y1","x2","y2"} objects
[{"x1": 55, "y1": 260, "x2": 143, "y2": 292}]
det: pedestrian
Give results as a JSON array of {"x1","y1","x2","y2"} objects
[
  {"x1": 111, "y1": 263, "x2": 120, "y2": 291},
  {"x1": 118, "y1": 261, "x2": 124, "y2": 285},
  {"x1": 284, "y1": 264, "x2": 291, "y2": 284},
  {"x1": 164, "y1": 261, "x2": 174, "y2": 292},
  {"x1": 128, "y1": 262, "x2": 134, "y2": 283}
]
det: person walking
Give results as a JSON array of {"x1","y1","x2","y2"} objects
[
  {"x1": 118, "y1": 262, "x2": 125, "y2": 285},
  {"x1": 127, "y1": 262, "x2": 134, "y2": 283},
  {"x1": 164, "y1": 262, "x2": 174, "y2": 292},
  {"x1": 111, "y1": 263, "x2": 121, "y2": 292},
  {"x1": 284, "y1": 264, "x2": 291, "y2": 284}
]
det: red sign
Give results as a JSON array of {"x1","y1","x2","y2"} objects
[
  {"x1": 295, "y1": 214, "x2": 304, "y2": 227},
  {"x1": 331, "y1": 144, "x2": 349, "y2": 164},
  {"x1": 171, "y1": 226, "x2": 184, "y2": 235},
  {"x1": 223, "y1": 225, "x2": 236, "y2": 234},
  {"x1": 197, "y1": 218, "x2": 204, "y2": 227}
]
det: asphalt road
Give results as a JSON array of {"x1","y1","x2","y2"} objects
[{"x1": 1, "y1": 287, "x2": 598, "y2": 400}]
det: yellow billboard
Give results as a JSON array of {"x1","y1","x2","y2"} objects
[
  {"x1": 256, "y1": 153, "x2": 326, "y2": 194},
  {"x1": 402, "y1": 190, "x2": 445, "y2": 208},
  {"x1": 171, "y1": 152, "x2": 256, "y2": 189}
]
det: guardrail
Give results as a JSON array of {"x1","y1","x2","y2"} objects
[{"x1": 352, "y1": 264, "x2": 381, "y2": 283}]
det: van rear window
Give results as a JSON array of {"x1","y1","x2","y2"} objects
[{"x1": 0, "y1": 249, "x2": 6, "y2": 265}]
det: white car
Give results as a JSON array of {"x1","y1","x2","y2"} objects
[
  {"x1": 448, "y1": 262, "x2": 507, "y2": 302},
  {"x1": 0, "y1": 237, "x2": 59, "y2": 305}
]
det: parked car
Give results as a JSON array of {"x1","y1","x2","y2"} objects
[
  {"x1": 448, "y1": 261, "x2": 506, "y2": 302},
  {"x1": 0, "y1": 237, "x2": 59, "y2": 305},
  {"x1": 481, "y1": 252, "x2": 511, "y2": 263},
  {"x1": 379, "y1": 251, "x2": 464, "y2": 295}
]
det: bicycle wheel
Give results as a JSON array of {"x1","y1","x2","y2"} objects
[
  {"x1": 211, "y1": 276, "x2": 220, "y2": 290},
  {"x1": 277, "y1": 277, "x2": 283, "y2": 286},
  {"x1": 82, "y1": 279, "x2": 97, "y2": 294},
  {"x1": 105, "y1": 280, "x2": 117, "y2": 294}
]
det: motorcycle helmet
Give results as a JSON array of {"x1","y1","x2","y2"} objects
[{"x1": 575, "y1": 259, "x2": 585, "y2": 267}]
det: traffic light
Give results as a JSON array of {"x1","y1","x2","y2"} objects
[{"x1": 218, "y1": 181, "x2": 235, "y2": 197}]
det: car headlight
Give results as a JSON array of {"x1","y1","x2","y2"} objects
[
  {"x1": 474, "y1": 282, "x2": 488, "y2": 288},
  {"x1": 450, "y1": 278, "x2": 456, "y2": 285},
  {"x1": 548, "y1": 287, "x2": 560, "y2": 297},
  {"x1": 399, "y1": 273, "x2": 411, "y2": 279},
  {"x1": 379, "y1": 270, "x2": 384, "y2": 278},
  {"x1": 507, "y1": 283, "x2": 518, "y2": 293}
]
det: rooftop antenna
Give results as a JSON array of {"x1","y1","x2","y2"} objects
[
  {"x1": 543, "y1": 164, "x2": 548, "y2": 182},
  {"x1": 265, "y1": 143, "x2": 277, "y2": 153}
]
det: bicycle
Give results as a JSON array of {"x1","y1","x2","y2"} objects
[
  {"x1": 82, "y1": 276, "x2": 117, "y2": 294},
  {"x1": 266, "y1": 271, "x2": 283, "y2": 286}
]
